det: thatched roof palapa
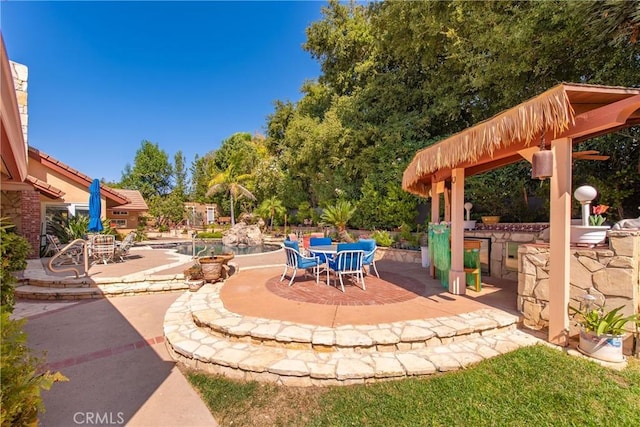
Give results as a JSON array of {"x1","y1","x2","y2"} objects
[{"x1": 402, "y1": 84, "x2": 578, "y2": 196}]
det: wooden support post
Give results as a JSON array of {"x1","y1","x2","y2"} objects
[
  {"x1": 430, "y1": 181, "x2": 441, "y2": 279},
  {"x1": 549, "y1": 137, "x2": 572, "y2": 346},
  {"x1": 449, "y1": 168, "x2": 466, "y2": 295}
]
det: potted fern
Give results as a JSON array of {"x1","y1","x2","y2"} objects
[{"x1": 570, "y1": 295, "x2": 640, "y2": 362}]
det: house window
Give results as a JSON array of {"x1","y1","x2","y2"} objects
[
  {"x1": 111, "y1": 219, "x2": 127, "y2": 228},
  {"x1": 112, "y1": 211, "x2": 128, "y2": 216},
  {"x1": 207, "y1": 207, "x2": 216, "y2": 224},
  {"x1": 42, "y1": 204, "x2": 89, "y2": 235}
]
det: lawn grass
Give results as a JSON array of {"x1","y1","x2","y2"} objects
[{"x1": 187, "y1": 345, "x2": 640, "y2": 426}]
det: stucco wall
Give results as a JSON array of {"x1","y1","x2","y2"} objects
[{"x1": 29, "y1": 161, "x2": 104, "y2": 213}]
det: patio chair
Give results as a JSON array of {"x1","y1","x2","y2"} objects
[
  {"x1": 309, "y1": 236, "x2": 332, "y2": 262},
  {"x1": 358, "y1": 238, "x2": 379, "y2": 278},
  {"x1": 90, "y1": 234, "x2": 116, "y2": 265},
  {"x1": 328, "y1": 243, "x2": 366, "y2": 292},
  {"x1": 280, "y1": 240, "x2": 322, "y2": 286},
  {"x1": 115, "y1": 231, "x2": 136, "y2": 262},
  {"x1": 44, "y1": 234, "x2": 83, "y2": 265},
  {"x1": 302, "y1": 232, "x2": 325, "y2": 250}
]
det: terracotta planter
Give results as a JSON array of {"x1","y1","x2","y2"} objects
[
  {"x1": 198, "y1": 257, "x2": 224, "y2": 283},
  {"x1": 197, "y1": 253, "x2": 235, "y2": 282},
  {"x1": 217, "y1": 252, "x2": 235, "y2": 263}
]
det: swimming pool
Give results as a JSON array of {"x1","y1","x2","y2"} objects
[{"x1": 153, "y1": 241, "x2": 281, "y2": 257}]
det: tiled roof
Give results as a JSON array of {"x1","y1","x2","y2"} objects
[
  {"x1": 28, "y1": 146, "x2": 128, "y2": 204},
  {"x1": 111, "y1": 189, "x2": 148, "y2": 211},
  {"x1": 25, "y1": 175, "x2": 65, "y2": 199}
]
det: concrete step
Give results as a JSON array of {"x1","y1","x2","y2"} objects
[
  {"x1": 191, "y1": 295, "x2": 519, "y2": 353},
  {"x1": 16, "y1": 280, "x2": 190, "y2": 300},
  {"x1": 164, "y1": 283, "x2": 542, "y2": 386}
]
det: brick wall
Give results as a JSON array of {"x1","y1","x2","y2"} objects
[
  {"x1": 0, "y1": 190, "x2": 41, "y2": 258},
  {"x1": 20, "y1": 190, "x2": 41, "y2": 258}
]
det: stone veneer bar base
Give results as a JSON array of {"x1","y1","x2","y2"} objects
[{"x1": 164, "y1": 283, "x2": 543, "y2": 386}]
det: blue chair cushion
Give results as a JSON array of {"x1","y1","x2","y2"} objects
[
  {"x1": 336, "y1": 242, "x2": 362, "y2": 252},
  {"x1": 358, "y1": 239, "x2": 376, "y2": 264},
  {"x1": 309, "y1": 237, "x2": 332, "y2": 246},
  {"x1": 284, "y1": 240, "x2": 300, "y2": 251},
  {"x1": 298, "y1": 257, "x2": 320, "y2": 269},
  {"x1": 330, "y1": 244, "x2": 364, "y2": 271}
]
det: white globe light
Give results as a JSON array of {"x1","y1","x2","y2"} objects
[
  {"x1": 574, "y1": 185, "x2": 597, "y2": 203},
  {"x1": 464, "y1": 202, "x2": 473, "y2": 210}
]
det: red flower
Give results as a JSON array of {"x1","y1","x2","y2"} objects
[{"x1": 592, "y1": 205, "x2": 609, "y2": 215}]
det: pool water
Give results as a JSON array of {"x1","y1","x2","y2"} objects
[{"x1": 160, "y1": 241, "x2": 281, "y2": 256}]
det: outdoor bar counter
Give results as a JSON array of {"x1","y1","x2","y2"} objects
[
  {"x1": 516, "y1": 230, "x2": 639, "y2": 332},
  {"x1": 463, "y1": 222, "x2": 549, "y2": 281}
]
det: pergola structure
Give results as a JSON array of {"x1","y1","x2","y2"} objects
[{"x1": 402, "y1": 83, "x2": 640, "y2": 346}]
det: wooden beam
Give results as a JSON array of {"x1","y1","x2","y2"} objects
[
  {"x1": 561, "y1": 94, "x2": 640, "y2": 140},
  {"x1": 464, "y1": 154, "x2": 524, "y2": 177}
]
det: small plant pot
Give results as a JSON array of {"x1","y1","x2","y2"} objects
[
  {"x1": 578, "y1": 329, "x2": 625, "y2": 363},
  {"x1": 186, "y1": 279, "x2": 205, "y2": 292},
  {"x1": 481, "y1": 216, "x2": 500, "y2": 225}
]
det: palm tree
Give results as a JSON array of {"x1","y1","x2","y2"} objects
[
  {"x1": 256, "y1": 196, "x2": 286, "y2": 232},
  {"x1": 321, "y1": 200, "x2": 357, "y2": 242},
  {"x1": 206, "y1": 167, "x2": 255, "y2": 226}
]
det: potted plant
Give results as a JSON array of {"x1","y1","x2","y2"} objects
[
  {"x1": 196, "y1": 252, "x2": 235, "y2": 282},
  {"x1": 183, "y1": 263, "x2": 205, "y2": 291},
  {"x1": 570, "y1": 295, "x2": 640, "y2": 362}
]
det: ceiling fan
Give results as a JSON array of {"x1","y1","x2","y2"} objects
[{"x1": 572, "y1": 150, "x2": 610, "y2": 161}]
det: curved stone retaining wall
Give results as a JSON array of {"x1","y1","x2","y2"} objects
[{"x1": 376, "y1": 247, "x2": 422, "y2": 264}]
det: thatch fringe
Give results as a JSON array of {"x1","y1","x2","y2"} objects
[{"x1": 402, "y1": 84, "x2": 575, "y2": 196}]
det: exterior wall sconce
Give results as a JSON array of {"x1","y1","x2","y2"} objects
[{"x1": 531, "y1": 134, "x2": 553, "y2": 180}]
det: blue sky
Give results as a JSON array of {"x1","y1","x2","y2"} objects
[{"x1": 2, "y1": 1, "x2": 324, "y2": 183}]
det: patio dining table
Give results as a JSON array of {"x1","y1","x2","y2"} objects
[{"x1": 308, "y1": 244, "x2": 338, "y2": 285}]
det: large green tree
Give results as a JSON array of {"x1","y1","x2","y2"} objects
[
  {"x1": 173, "y1": 150, "x2": 187, "y2": 202},
  {"x1": 206, "y1": 166, "x2": 256, "y2": 226},
  {"x1": 120, "y1": 140, "x2": 173, "y2": 200},
  {"x1": 256, "y1": 196, "x2": 286, "y2": 231},
  {"x1": 263, "y1": 0, "x2": 639, "y2": 225}
]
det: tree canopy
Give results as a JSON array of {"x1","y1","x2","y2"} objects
[{"x1": 117, "y1": 1, "x2": 639, "y2": 228}]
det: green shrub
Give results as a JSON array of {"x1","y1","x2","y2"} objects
[
  {"x1": 195, "y1": 231, "x2": 223, "y2": 239},
  {"x1": 0, "y1": 220, "x2": 32, "y2": 311},
  {"x1": 135, "y1": 226, "x2": 147, "y2": 241},
  {"x1": 0, "y1": 220, "x2": 66, "y2": 426},
  {"x1": 0, "y1": 312, "x2": 67, "y2": 426},
  {"x1": 371, "y1": 230, "x2": 393, "y2": 247}
]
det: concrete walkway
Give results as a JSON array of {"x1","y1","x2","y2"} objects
[
  {"x1": 12, "y1": 240, "x2": 544, "y2": 423},
  {"x1": 17, "y1": 291, "x2": 217, "y2": 426},
  {"x1": 12, "y1": 242, "x2": 281, "y2": 426}
]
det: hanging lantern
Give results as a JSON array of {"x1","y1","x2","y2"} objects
[
  {"x1": 531, "y1": 134, "x2": 553, "y2": 180},
  {"x1": 532, "y1": 150, "x2": 553, "y2": 179}
]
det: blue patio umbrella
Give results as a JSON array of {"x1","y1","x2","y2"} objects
[{"x1": 88, "y1": 178, "x2": 104, "y2": 232}]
